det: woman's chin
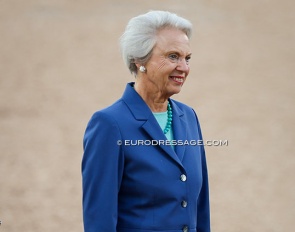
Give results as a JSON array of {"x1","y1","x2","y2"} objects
[{"x1": 168, "y1": 85, "x2": 183, "y2": 96}]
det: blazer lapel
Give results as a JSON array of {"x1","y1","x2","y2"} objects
[
  {"x1": 121, "y1": 83, "x2": 183, "y2": 167},
  {"x1": 141, "y1": 115, "x2": 182, "y2": 166},
  {"x1": 170, "y1": 100, "x2": 187, "y2": 162}
]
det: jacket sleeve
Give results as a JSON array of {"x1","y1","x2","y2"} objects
[
  {"x1": 82, "y1": 111, "x2": 124, "y2": 232},
  {"x1": 193, "y1": 110, "x2": 211, "y2": 232}
]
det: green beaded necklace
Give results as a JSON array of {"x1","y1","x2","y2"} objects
[{"x1": 163, "y1": 102, "x2": 173, "y2": 134}]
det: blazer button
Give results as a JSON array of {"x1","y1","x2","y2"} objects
[
  {"x1": 182, "y1": 225, "x2": 188, "y2": 232},
  {"x1": 180, "y1": 174, "x2": 187, "y2": 182},
  {"x1": 181, "y1": 200, "x2": 187, "y2": 208}
]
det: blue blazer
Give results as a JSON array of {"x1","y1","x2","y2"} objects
[{"x1": 82, "y1": 82, "x2": 210, "y2": 232}]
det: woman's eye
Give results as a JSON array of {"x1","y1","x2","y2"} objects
[
  {"x1": 168, "y1": 54, "x2": 179, "y2": 61},
  {"x1": 185, "y1": 56, "x2": 191, "y2": 63}
]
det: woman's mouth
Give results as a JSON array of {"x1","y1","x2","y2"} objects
[{"x1": 170, "y1": 76, "x2": 184, "y2": 84}]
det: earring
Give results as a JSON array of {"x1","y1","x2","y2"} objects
[{"x1": 139, "y1": 66, "x2": 146, "y2": 73}]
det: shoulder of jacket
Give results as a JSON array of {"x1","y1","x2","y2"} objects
[{"x1": 88, "y1": 99, "x2": 125, "y2": 123}]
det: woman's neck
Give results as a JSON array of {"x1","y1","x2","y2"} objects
[{"x1": 134, "y1": 81, "x2": 169, "y2": 112}]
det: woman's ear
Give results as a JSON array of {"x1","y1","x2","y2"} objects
[
  {"x1": 134, "y1": 62, "x2": 141, "y2": 69},
  {"x1": 134, "y1": 62, "x2": 146, "y2": 73}
]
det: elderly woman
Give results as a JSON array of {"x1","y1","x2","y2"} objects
[{"x1": 82, "y1": 11, "x2": 210, "y2": 232}]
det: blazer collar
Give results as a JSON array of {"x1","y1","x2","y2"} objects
[
  {"x1": 121, "y1": 82, "x2": 187, "y2": 165},
  {"x1": 121, "y1": 82, "x2": 152, "y2": 120}
]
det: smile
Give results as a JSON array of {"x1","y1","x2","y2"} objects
[{"x1": 170, "y1": 76, "x2": 184, "y2": 84}]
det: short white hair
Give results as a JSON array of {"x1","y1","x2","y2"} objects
[{"x1": 120, "y1": 11, "x2": 193, "y2": 76}]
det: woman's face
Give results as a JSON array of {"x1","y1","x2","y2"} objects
[{"x1": 144, "y1": 27, "x2": 192, "y2": 96}]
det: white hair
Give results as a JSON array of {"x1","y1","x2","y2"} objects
[{"x1": 120, "y1": 11, "x2": 193, "y2": 76}]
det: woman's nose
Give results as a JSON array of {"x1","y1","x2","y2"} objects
[{"x1": 176, "y1": 58, "x2": 190, "y2": 73}]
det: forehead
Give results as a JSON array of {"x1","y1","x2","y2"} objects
[{"x1": 154, "y1": 28, "x2": 191, "y2": 55}]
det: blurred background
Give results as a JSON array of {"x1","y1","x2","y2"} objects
[{"x1": 0, "y1": 0, "x2": 294, "y2": 231}]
